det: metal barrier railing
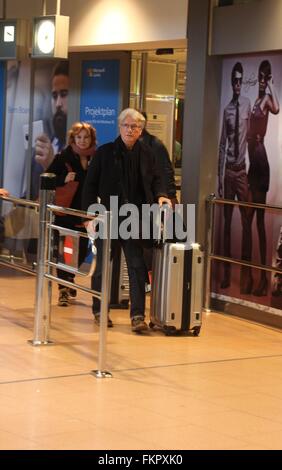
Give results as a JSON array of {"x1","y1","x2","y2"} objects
[
  {"x1": 47, "y1": 224, "x2": 97, "y2": 278},
  {"x1": 0, "y1": 174, "x2": 113, "y2": 378},
  {"x1": 204, "y1": 194, "x2": 282, "y2": 312}
]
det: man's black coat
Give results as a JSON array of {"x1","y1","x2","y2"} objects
[{"x1": 82, "y1": 136, "x2": 167, "y2": 212}]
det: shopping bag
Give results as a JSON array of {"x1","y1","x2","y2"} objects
[{"x1": 55, "y1": 163, "x2": 79, "y2": 216}]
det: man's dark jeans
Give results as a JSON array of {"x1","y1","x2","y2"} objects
[{"x1": 92, "y1": 237, "x2": 147, "y2": 318}]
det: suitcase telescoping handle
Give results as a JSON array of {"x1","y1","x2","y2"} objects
[{"x1": 155, "y1": 203, "x2": 172, "y2": 245}]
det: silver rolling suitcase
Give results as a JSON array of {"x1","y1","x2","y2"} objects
[{"x1": 150, "y1": 242, "x2": 203, "y2": 336}]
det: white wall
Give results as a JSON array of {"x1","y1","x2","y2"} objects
[
  {"x1": 5, "y1": 0, "x2": 188, "y2": 51},
  {"x1": 212, "y1": 0, "x2": 282, "y2": 55}
]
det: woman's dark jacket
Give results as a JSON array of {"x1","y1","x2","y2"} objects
[
  {"x1": 47, "y1": 145, "x2": 90, "y2": 227},
  {"x1": 82, "y1": 136, "x2": 167, "y2": 212}
]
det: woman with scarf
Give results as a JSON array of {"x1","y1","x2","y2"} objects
[{"x1": 48, "y1": 122, "x2": 96, "y2": 306}]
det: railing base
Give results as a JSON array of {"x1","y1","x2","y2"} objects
[
  {"x1": 27, "y1": 339, "x2": 54, "y2": 346},
  {"x1": 91, "y1": 370, "x2": 113, "y2": 379}
]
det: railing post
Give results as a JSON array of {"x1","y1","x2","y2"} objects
[
  {"x1": 204, "y1": 193, "x2": 216, "y2": 313},
  {"x1": 92, "y1": 211, "x2": 112, "y2": 378},
  {"x1": 30, "y1": 173, "x2": 56, "y2": 345}
]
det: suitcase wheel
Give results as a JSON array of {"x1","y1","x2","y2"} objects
[
  {"x1": 163, "y1": 325, "x2": 177, "y2": 336},
  {"x1": 192, "y1": 326, "x2": 201, "y2": 337}
]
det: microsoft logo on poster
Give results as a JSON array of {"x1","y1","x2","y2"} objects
[
  {"x1": 86, "y1": 67, "x2": 106, "y2": 78},
  {"x1": 86, "y1": 68, "x2": 95, "y2": 77}
]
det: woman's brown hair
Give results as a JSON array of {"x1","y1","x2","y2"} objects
[{"x1": 67, "y1": 122, "x2": 97, "y2": 147}]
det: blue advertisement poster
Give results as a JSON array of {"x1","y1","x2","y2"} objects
[{"x1": 80, "y1": 60, "x2": 120, "y2": 146}]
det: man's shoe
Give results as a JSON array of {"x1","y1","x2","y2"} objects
[
  {"x1": 131, "y1": 316, "x2": 148, "y2": 332},
  {"x1": 94, "y1": 313, "x2": 113, "y2": 328},
  {"x1": 58, "y1": 288, "x2": 69, "y2": 307},
  {"x1": 68, "y1": 287, "x2": 77, "y2": 299}
]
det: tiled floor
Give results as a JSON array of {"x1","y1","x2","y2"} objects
[{"x1": 0, "y1": 268, "x2": 282, "y2": 450}]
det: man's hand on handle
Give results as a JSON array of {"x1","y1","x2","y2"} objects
[{"x1": 158, "y1": 196, "x2": 172, "y2": 208}]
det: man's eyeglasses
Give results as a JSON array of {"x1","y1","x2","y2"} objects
[{"x1": 120, "y1": 123, "x2": 141, "y2": 131}]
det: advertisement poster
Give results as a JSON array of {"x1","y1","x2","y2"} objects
[
  {"x1": 80, "y1": 60, "x2": 120, "y2": 146},
  {"x1": 3, "y1": 60, "x2": 31, "y2": 198},
  {"x1": 31, "y1": 60, "x2": 69, "y2": 199},
  {"x1": 213, "y1": 55, "x2": 282, "y2": 312},
  {"x1": 3, "y1": 59, "x2": 69, "y2": 200}
]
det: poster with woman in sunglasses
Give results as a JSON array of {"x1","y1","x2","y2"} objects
[{"x1": 214, "y1": 54, "x2": 282, "y2": 311}]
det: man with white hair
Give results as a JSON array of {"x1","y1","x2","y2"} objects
[{"x1": 83, "y1": 108, "x2": 171, "y2": 332}]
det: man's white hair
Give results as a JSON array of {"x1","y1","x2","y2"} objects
[{"x1": 118, "y1": 108, "x2": 146, "y2": 129}]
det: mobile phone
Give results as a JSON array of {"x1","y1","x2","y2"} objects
[{"x1": 23, "y1": 120, "x2": 44, "y2": 150}]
